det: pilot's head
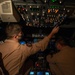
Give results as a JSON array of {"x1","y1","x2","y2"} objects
[
  {"x1": 6, "y1": 24, "x2": 22, "y2": 40},
  {"x1": 55, "y1": 37, "x2": 69, "y2": 50}
]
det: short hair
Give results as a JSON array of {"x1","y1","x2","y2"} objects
[
  {"x1": 56, "y1": 37, "x2": 69, "y2": 46},
  {"x1": 6, "y1": 24, "x2": 22, "y2": 39}
]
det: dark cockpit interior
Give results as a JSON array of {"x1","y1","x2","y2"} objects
[{"x1": 0, "y1": 0, "x2": 75, "y2": 75}]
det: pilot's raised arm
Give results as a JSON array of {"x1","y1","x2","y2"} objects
[{"x1": 0, "y1": 24, "x2": 59, "y2": 75}]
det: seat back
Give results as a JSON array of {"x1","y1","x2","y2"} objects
[{"x1": 0, "y1": 52, "x2": 9, "y2": 75}]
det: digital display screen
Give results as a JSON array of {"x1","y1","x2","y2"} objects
[
  {"x1": 33, "y1": 38, "x2": 42, "y2": 43},
  {"x1": 37, "y1": 71, "x2": 44, "y2": 75},
  {"x1": 29, "y1": 71, "x2": 35, "y2": 75},
  {"x1": 45, "y1": 72, "x2": 50, "y2": 75},
  {"x1": 33, "y1": 38, "x2": 38, "y2": 43},
  {"x1": 19, "y1": 41, "x2": 26, "y2": 45},
  {"x1": 29, "y1": 71, "x2": 51, "y2": 75}
]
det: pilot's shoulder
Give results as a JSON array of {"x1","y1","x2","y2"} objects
[{"x1": 0, "y1": 41, "x2": 4, "y2": 44}]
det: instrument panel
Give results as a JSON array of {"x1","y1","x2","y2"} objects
[
  {"x1": 0, "y1": 0, "x2": 75, "y2": 43},
  {"x1": 13, "y1": 0, "x2": 75, "y2": 27}
]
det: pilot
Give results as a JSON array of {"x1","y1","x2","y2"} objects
[
  {"x1": 0, "y1": 24, "x2": 59, "y2": 75},
  {"x1": 46, "y1": 37, "x2": 75, "y2": 75}
]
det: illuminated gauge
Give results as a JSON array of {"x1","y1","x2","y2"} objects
[
  {"x1": 48, "y1": 9, "x2": 51, "y2": 13},
  {"x1": 37, "y1": 13, "x2": 39, "y2": 15},
  {"x1": 26, "y1": 15, "x2": 29, "y2": 19},
  {"x1": 44, "y1": 0, "x2": 47, "y2": 3},
  {"x1": 45, "y1": 71, "x2": 50, "y2": 75},
  {"x1": 26, "y1": 9, "x2": 28, "y2": 11},
  {"x1": 51, "y1": 0, "x2": 57, "y2": 2},
  {"x1": 45, "y1": 19, "x2": 49, "y2": 23},
  {"x1": 42, "y1": 11, "x2": 45, "y2": 14},
  {"x1": 31, "y1": 13, "x2": 34, "y2": 15},
  {"x1": 19, "y1": 41, "x2": 26, "y2": 45},
  {"x1": 30, "y1": 6, "x2": 32, "y2": 8},
  {"x1": 53, "y1": 9, "x2": 55, "y2": 12},
  {"x1": 67, "y1": 10, "x2": 70, "y2": 12},
  {"x1": 29, "y1": 71, "x2": 34, "y2": 75},
  {"x1": 63, "y1": 8, "x2": 66, "y2": 10},
  {"x1": 29, "y1": 23, "x2": 32, "y2": 26},
  {"x1": 37, "y1": 6, "x2": 39, "y2": 8},
  {"x1": 55, "y1": 9, "x2": 59, "y2": 13},
  {"x1": 50, "y1": 18, "x2": 54, "y2": 23}
]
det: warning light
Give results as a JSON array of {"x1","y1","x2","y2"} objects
[
  {"x1": 55, "y1": 9, "x2": 59, "y2": 13},
  {"x1": 36, "y1": 63, "x2": 39, "y2": 67},
  {"x1": 48, "y1": 9, "x2": 51, "y2": 13}
]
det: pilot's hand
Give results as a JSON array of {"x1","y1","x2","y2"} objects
[
  {"x1": 51, "y1": 26, "x2": 59, "y2": 35},
  {"x1": 48, "y1": 26, "x2": 59, "y2": 39}
]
